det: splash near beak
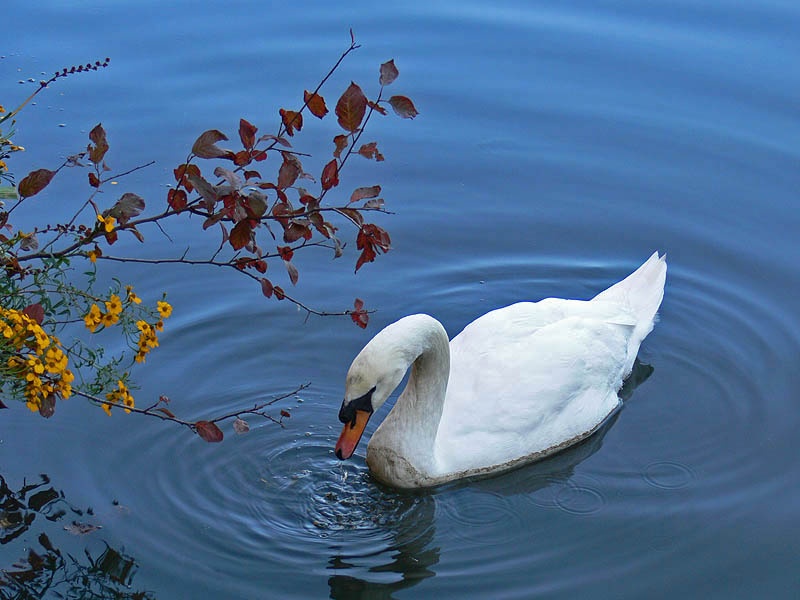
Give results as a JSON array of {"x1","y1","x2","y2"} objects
[{"x1": 335, "y1": 409, "x2": 371, "y2": 460}]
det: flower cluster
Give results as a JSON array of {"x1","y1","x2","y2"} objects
[
  {"x1": 103, "y1": 379, "x2": 134, "y2": 416},
  {"x1": 82, "y1": 287, "x2": 143, "y2": 333},
  {"x1": 1, "y1": 307, "x2": 74, "y2": 412}
]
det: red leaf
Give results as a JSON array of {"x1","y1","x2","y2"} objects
[
  {"x1": 260, "y1": 277, "x2": 274, "y2": 297},
  {"x1": 280, "y1": 410, "x2": 291, "y2": 418},
  {"x1": 357, "y1": 142, "x2": 384, "y2": 161},
  {"x1": 277, "y1": 245, "x2": 294, "y2": 261},
  {"x1": 279, "y1": 109, "x2": 303, "y2": 136},
  {"x1": 22, "y1": 303, "x2": 45, "y2": 324},
  {"x1": 284, "y1": 259, "x2": 299, "y2": 285},
  {"x1": 333, "y1": 134, "x2": 349, "y2": 158},
  {"x1": 367, "y1": 100, "x2": 387, "y2": 115},
  {"x1": 173, "y1": 163, "x2": 201, "y2": 192},
  {"x1": 283, "y1": 222, "x2": 311, "y2": 243},
  {"x1": 88, "y1": 172, "x2": 100, "y2": 188},
  {"x1": 355, "y1": 242, "x2": 376, "y2": 272},
  {"x1": 321, "y1": 159, "x2": 339, "y2": 190},
  {"x1": 154, "y1": 407, "x2": 176, "y2": 418},
  {"x1": 234, "y1": 150, "x2": 251, "y2": 166},
  {"x1": 167, "y1": 189, "x2": 188, "y2": 211},
  {"x1": 278, "y1": 153, "x2": 301, "y2": 189},
  {"x1": 239, "y1": 118, "x2": 258, "y2": 150},
  {"x1": 244, "y1": 170, "x2": 261, "y2": 181},
  {"x1": 351, "y1": 298, "x2": 369, "y2": 328},
  {"x1": 388, "y1": 95, "x2": 419, "y2": 119},
  {"x1": 274, "y1": 286, "x2": 285, "y2": 300},
  {"x1": 88, "y1": 123, "x2": 109, "y2": 164},
  {"x1": 335, "y1": 82, "x2": 367, "y2": 132},
  {"x1": 195, "y1": 420, "x2": 224, "y2": 443},
  {"x1": 349, "y1": 185, "x2": 381, "y2": 204},
  {"x1": 304, "y1": 90, "x2": 329, "y2": 119},
  {"x1": 18, "y1": 169, "x2": 57, "y2": 198},
  {"x1": 192, "y1": 129, "x2": 234, "y2": 159},
  {"x1": 229, "y1": 220, "x2": 252, "y2": 250},
  {"x1": 379, "y1": 59, "x2": 399, "y2": 86}
]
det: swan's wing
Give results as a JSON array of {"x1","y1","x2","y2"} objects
[{"x1": 435, "y1": 310, "x2": 631, "y2": 475}]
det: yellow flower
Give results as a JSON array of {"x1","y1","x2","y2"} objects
[
  {"x1": 88, "y1": 250, "x2": 98, "y2": 263},
  {"x1": 126, "y1": 287, "x2": 142, "y2": 304},
  {"x1": 100, "y1": 311, "x2": 119, "y2": 327},
  {"x1": 157, "y1": 301, "x2": 172, "y2": 319},
  {"x1": 105, "y1": 294, "x2": 122, "y2": 315},
  {"x1": 0, "y1": 160, "x2": 6, "y2": 172},
  {"x1": 83, "y1": 303, "x2": 102, "y2": 332},
  {"x1": 97, "y1": 214, "x2": 116, "y2": 233}
]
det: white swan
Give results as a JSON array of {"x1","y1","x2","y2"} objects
[{"x1": 334, "y1": 252, "x2": 667, "y2": 489}]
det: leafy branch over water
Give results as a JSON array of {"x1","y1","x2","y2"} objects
[{"x1": 0, "y1": 33, "x2": 418, "y2": 441}]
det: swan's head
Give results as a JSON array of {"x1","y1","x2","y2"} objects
[{"x1": 334, "y1": 321, "x2": 412, "y2": 460}]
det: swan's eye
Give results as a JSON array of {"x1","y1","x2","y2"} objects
[{"x1": 338, "y1": 386, "x2": 376, "y2": 424}]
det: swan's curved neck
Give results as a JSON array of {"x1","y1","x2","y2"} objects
[{"x1": 369, "y1": 315, "x2": 450, "y2": 474}]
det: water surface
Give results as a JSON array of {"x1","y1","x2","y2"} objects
[{"x1": 2, "y1": 1, "x2": 799, "y2": 598}]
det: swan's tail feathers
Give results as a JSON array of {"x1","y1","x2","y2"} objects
[{"x1": 592, "y1": 252, "x2": 667, "y2": 375}]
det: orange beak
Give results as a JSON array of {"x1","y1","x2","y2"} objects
[{"x1": 334, "y1": 409, "x2": 371, "y2": 460}]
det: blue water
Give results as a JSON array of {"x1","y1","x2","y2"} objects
[{"x1": 2, "y1": 1, "x2": 800, "y2": 598}]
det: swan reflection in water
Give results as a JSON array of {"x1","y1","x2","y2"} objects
[{"x1": 326, "y1": 360, "x2": 653, "y2": 599}]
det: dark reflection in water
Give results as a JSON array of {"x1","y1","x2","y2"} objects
[
  {"x1": 0, "y1": 474, "x2": 154, "y2": 600},
  {"x1": 326, "y1": 362, "x2": 652, "y2": 599}
]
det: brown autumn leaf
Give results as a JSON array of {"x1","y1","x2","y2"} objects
[
  {"x1": 363, "y1": 198, "x2": 385, "y2": 210},
  {"x1": 168, "y1": 189, "x2": 188, "y2": 211},
  {"x1": 321, "y1": 159, "x2": 339, "y2": 190},
  {"x1": 337, "y1": 207, "x2": 364, "y2": 226},
  {"x1": 229, "y1": 220, "x2": 252, "y2": 251},
  {"x1": 388, "y1": 96, "x2": 419, "y2": 119},
  {"x1": 260, "y1": 277, "x2": 274, "y2": 298},
  {"x1": 284, "y1": 260, "x2": 299, "y2": 285},
  {"x1": 283, "y1": 221, "x2": 312, "y2": 243},
  {"x1": 88, "y1": 172, "x2": 100, "y2": 188},
  {"x1": 335, "y1": 82, "x2": 367, "y2": 132},
  {"x1": 274, "y1": 286, "x2": 285, "y2": 300},
  {"x1": 258, "y1": 134, "x2": 292, "y2": 147},
  {"x1": 279, "y1": 109, "x2": 303, "y2": 136},
  {"x1": 22, "y1": 303, "x2": 45, "y2": 324},
  {"x1": 195, "y1": 420, "x2": 224, "y2": 443},
  {"x1": 379, "y1": 59, "x2": 399, "y2": 86},
  {"x1": 239, "y1": 118, "x2": 258, "y2": 150},
  {"x1": 277, "y1": 245, "x2": 294, "y2": 261},
  {"x1": 109, "y1": 192, "x2": 145, "y2": 225},
  {"x1": 192, "y1": 129, "x2": 234, "y2": 159},
  {"x1": 278, "y1": 153, "x2": 301, "y2": 189},
  {"x1": 187, "y1": 173, "x2": 219, "y2": 210},
  {"x1": 357, "y1": 142, "x2": 384, "y2": 161},
  {"x1": 39, "y1": 394, "x2": 56, "y2": 418},
  {"x1": 18, "y1": 169, "x2": 56, "y2": 198},
  {"x1": 367, "y1": 100, "x2": 387, "y2": 115},
  {"x1": 304, "y1": 90, "x2": 329, "y2": 119},
  {"x1": 244, "y1": 169, "x2": 261, "y2": 181},
  {"x1": 333, "y1": 134, "x2": 349, "y2": 158},
  {"x1": 88, "y1": 123, "x2": 109, "y2": 164},
  {"x1": 349, "y1": 185, "x2": 381, "y2": 204},
  {"x1": 154, "y1": 407, "x2": 176, "y2": 418},
  {"x1": 233, "y1": 418, "x2": 250, "y2": 434},
  {"x1": 280, "y1": 409, "x2": 291, "y2": 418},
  {"x1": 173, "y1": 163, "x2": 201, "y2": 192}
]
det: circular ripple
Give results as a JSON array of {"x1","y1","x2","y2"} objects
[
  {"x1": 643, "y1": 461, "x2": 695, "y2": 490},
  {"x1": 555, "y1": 484, "x2": 606, "y2": 515}
]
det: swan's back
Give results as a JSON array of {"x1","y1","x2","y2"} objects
[{"x1": 432, "y1": 253, "x2": 667, "y2": 477}]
